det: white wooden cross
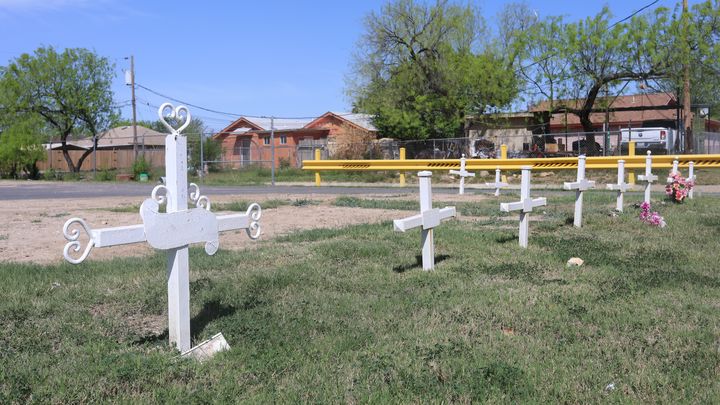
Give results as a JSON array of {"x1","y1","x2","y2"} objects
[
  {"x1": 500, "y1": 166, "x2": 546, "y2": 248},
  {"x1": 606, "y1": 159, "x2": 633, "y2": 212},
  {"x1": 563, "y1": 155, "x2": 596, "y2": 228},
  {"x1": 449, "y1": 154, "x2": 475, "y2": 195},
  {"x1": 62, "y1": 103, "x2": 262, "y2": 354},
  {"x1": 688, "y1": 161, "x2": 696, "y2": 199},
  {"x1": 485, "y1": 168, "x2": 508, "y2": 197},
  {"x1": 666, "y1": 157, "x2": 680, "y2": 183},
  {"x1": 393, "y1": 171, "x2": 456, "y2": 270},
  {"x1": 637, "y1": 151, "x2": 658, "y2": 204}
]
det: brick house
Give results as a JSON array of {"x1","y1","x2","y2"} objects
[{"x1": 212, "y1": 112, "x2": 377, "y2": 168}]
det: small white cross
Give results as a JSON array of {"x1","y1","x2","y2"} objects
[
  {"x1": 688, "y1": 161, "x2": 696, "y2": 199},
  {"x1": 393, "y1": 171, "x2": 456, "y2": 270},
  {"x1": 637, "y1": 151, "x2": 658, "y2": 204},
  {"x1": 563, "y1": 155, "x2": 596, "y2": 228},
  {"x1": 485, "y1": 168, "x2": 508, "y2": 197},
  {"x1": 449, "y1": 154, "x2": 475, "y2": 195},
  {"x1": 500, "y1": 166, "x2": 546, "y2": 248},
  {"x1": 606, "y1": 159, "x2": 633, "y2": 212},
  {"x1": 63, "y1": 104, "x2": 262, "y2": 354},
  {"x1": 666, "y1": 157, "x2": 680, "y2": 183}
]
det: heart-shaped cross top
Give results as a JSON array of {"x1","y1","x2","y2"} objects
[{"x1": 158, "y1": 102, "x2": 191, "y2": 134}]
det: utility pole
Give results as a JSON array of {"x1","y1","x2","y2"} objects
[
  {"x1": 128, "y1": 55, "x2": 138, "y2": 159},
  {"x1": 270, "y1": 117, "x2": 276, "y2": 186},
  {"x1": 682, "y1": 0, "x2": 693, "y2": 152}
]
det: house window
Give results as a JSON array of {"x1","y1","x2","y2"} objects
[
  {"x1": 263, "y1": 136, "x2": 270, "y2": 145},
  {"x1": 280, "y1": 135, "x2": 287, "y2": 145}
]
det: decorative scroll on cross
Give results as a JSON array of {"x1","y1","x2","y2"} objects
[{"x1": 62, "y1": 103, "x2": 262, "y2": 355}]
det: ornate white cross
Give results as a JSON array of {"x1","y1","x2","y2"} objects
[
  {"x1": 606, "y1": 159, "x2": 633, "y2": 212},
  {"x1": 62, "y1": 103, "x2": 262, "y2": 354},
  {"x1": 485, "y1": 168, "x2": 508, "y2": 197},
  {"x1": 666, "y1": 157, "x2": 680, "y2": 183},
  {"x1": 500, "y1": 166, "x2": 546, "y2": 248},
  {"x1": 449, "y1": 154, "x2": 475, "y2": 195},
  {"x1": 563, "y1": 155, "x2": 596, "y2": 228},
  {"x1": 688, "y1": 161, "x2": 696, "y2": 199},
  {"x1": 393, "y1": 171, "x2": 456, "y2": 270},
  {"x1": 637, "y1": 151, "x2": 658, "y2": 204}
]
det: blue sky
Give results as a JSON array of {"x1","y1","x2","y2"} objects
[{"x1": 0, "y1": 0, "x2": 691, "y2": 130}]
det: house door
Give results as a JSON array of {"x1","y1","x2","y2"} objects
[{"x1": 240, "y1": 139, "x2": 251, "y2": 166}]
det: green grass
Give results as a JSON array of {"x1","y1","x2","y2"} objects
[{"x1": 2, "y1": 196, "x2": 719, "y2": 402}]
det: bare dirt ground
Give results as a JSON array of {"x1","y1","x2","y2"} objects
[{"x1": 0, "y1": 192, "x2": 492, "y2": 265}]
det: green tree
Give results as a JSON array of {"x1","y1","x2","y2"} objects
[
  {"x1": 518, "y1": 1, "x2": 720, "y2": 150},
  {"x1": 348, "y1": 0, "x2": 518, "y2": 140},
  {"x1": 0, "y1": 47, "x2": 115, "y2": 172},
  {"x1": 0, "y1": 115, "x2": 46, "y2": 178}
]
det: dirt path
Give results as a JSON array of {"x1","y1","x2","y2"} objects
[{"x1": 0, "y1": 193, "x2": 492, "y2": 265}]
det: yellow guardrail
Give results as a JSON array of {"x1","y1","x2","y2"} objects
[
  {"x1": 304, "y1": 153, "x2": 720, "y2": 171},
  {"x1": 303, "y1": 141, "x2": 720, "y2": 185}
]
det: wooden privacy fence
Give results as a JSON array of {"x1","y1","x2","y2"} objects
[{"x1": 37, "y1": 149, "x2": 165, "y2": 172}]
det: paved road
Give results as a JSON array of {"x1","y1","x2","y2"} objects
[
  {"x1": 0, "y1": 181, "x2": 473, "y2": 201},
  {"x1": 3, "y1": 181, "x2": 716, "y2": 201}
]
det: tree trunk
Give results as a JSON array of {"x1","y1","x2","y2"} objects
[
  {"x1": 576, "y1": 83, "x2": 604, "y2": 155},
  {"x1": 60, "y1": 133, "x2": 80, "y2": 173}
]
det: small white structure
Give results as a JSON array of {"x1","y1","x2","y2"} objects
[
  {"x1": 637, "y1": 151, "x2": 658, "y2": 204},
  {"x1": 449, "y1": 154, "x2": 475, "y2": 195},
  {"x1": 606, "y1": 160, "x2": 633, "y2": 212},
  {"x1": 393, "y1": 171, "x2": 456, "y2": 270},
  {"x1": 62, "y1": 104, "x2": 262, "y2": 355},
  {"x1": 666, "y1": 157, "x2": 680, "y2": 183},
  {"x1": 485, "y1": 168, "x2": 509, "y2": 197},
  {"x1": 563, "y1": 155, "x2": 596, "y2": 228},
  {"x1": 688, "y1": 161, "x2": 696, "y2": 199},
  {"x1": 500, "y1": 166, "x2": 546, "y2": 248}
]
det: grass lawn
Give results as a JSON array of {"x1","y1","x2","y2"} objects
[{"x1": 1, "y1": 193, "x2": 719, "y2": 402}]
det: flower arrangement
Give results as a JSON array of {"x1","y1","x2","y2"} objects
[
  {"x1": 665, "y1": 172, "x2": 694, "y2": 203},
  {"x1": 639, "y1": 202, "x2": 666, "y2": 228}
]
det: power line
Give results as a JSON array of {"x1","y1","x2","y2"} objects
[{"x1": 134, "y1": 82, "x2": 361, "y2": 121}]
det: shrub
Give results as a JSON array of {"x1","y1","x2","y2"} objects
[{"x1": 131, "y1": 156, "x2": 151, "y2": 179}]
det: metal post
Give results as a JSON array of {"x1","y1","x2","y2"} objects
[
  {"x1": 315, "y1": 148, "x2": 321, "y2": 186},
  {"x1": 130, "y1": 55, "x2": 138, "y2": 159},
  {"x1": 628, "y1": 141, "x2": 636, "y2": 185},
  {"x1": 270, "y1": 117, "x2": 275, "y2": 186},
  {"x1": 399, "y1": 147, "x2": 406, "y2": 187},
  {"x1": 92, "y1": 135, "x2": 97, "y2": 179},
  {"x1": 199, "y1": 132, "x2": 204, "y2": 182},
  {"x1": 500, "y1": 144, "x2": 508, "y2": 183}
]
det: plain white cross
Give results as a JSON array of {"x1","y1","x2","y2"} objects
[
  {"x1": 393, "y1": 171, "x2": 456, "y2": 270},
  {"x1": 500, "y1": 166, "x2": 546, "y2": 248},
  {"x1": 449, "y1": 154, "x2": 475, "y2": 195},
  {"x1": 688, "y1": 161, "x2": 696, "y2": 199},
  {"x1": 666, "y1": 157, "x2": 680, "y2": 183},
  {"x1": 606, "y1": 159, "x2": 633, "y2": 212},
  {"x1": 62, "y1": 103, "x2": 262, "y2": 354},
  {"x1": 485, "y1": 168, "x2": 508, "y2": 197},
  {"x1": 637, "y1": 151, "x2": 658, "y2": 204},
  {"x1": 563, "y1": 155, "x2": 596, "y2": 228}
]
